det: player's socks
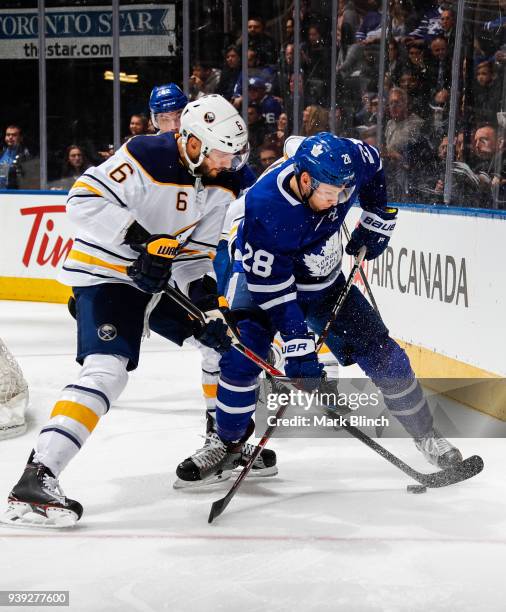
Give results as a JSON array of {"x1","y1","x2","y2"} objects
[
  {"x1": 1, "y1": 451, "x2": 82, "y2": 528},
  {"x1": 414, "y1": 428, "x2": 463, "y2": 468}
]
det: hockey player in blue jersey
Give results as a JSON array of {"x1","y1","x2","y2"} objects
[{"x1": 176, "y1": 132, "x2": 464, "y2": 486}]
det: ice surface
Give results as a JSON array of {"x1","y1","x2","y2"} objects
[{"x1": 0, "y1": 300, "x2": 504, "y2": 612}]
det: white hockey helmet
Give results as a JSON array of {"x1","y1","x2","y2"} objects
[{"x1": 179, "y1": 94, "x2": 249, "y2": 175}]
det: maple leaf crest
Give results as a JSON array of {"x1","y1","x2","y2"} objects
[
  {"x1": 311, "y1": 144, "x2": 324, "y2": 157},
  {"x1": 303, "y1": 232, "x2": 342, "y2": 278}
]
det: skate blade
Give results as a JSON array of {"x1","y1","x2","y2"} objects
[
  {"x1": 173, "y1": 469, "x2": 234, "y2": 490},
  {"x1": 235, "y1": 465, "x2": 278, "y2": 478},
  {"x1": 0, "y1": 423, "x2": 27, "y2": 441},
  {"x1": 0, "y1": 502, "x2": 79, "y2": 529}
]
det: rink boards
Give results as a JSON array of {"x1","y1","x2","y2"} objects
[{"x1": 0, "y1": 191, "x2": 505, "y2": 415}]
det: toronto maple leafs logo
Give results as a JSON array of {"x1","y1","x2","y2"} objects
[
  {"x1": 303, "y1": 232, "x2": 342, "y2": 278},
  {"x1": 311, "y1": 144, "x2": 324, "y2": 157}
]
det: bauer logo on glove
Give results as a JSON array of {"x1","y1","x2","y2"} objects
[
  {"x1": 147, "y1": 236, "x2": 180, "y2": 259},
  {"x1": 346, "y1": 207, "x2": 398, "y2": 261}
]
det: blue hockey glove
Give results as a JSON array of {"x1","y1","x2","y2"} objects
[
  {"x1": 345, "y1": 208, "x2": 397, "y2": 261},
  {"x1": 282, "y1": 333, "x2": 324, "y2": 392},
  {"x1": 126, "y1": 234, "x2": 180, "y2": 293},
  {"x1": 189, "y1": 276, "x2": 232, "y2": 354}
]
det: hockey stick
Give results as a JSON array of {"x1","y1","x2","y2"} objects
[
  {"x1": 164, "y1": 285, "x2": 484, "y2": 522},
  {"x1": 314, "y1": 247, "x2": 367, "y2": 353},
  {"x1": 342, "y1": 221, "x2": 379, "y2": 313}
]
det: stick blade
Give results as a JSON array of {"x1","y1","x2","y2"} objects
[
  {"x1": 423, "y1": 455, "x2": 484, "y2": 488},
  {"x1": 208, "y1": 494, "x2": 231, "y2": 524}
]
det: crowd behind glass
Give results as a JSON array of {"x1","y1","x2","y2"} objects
[{"x1": 1, "y1": 0, "x2": 505, "y2": 209}]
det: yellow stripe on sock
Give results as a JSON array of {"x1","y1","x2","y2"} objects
[
  {"x1": 203, "y1": 384, "x2": 218, "y2": 399},
  {"x1": 51, "y1": 401, "x2": 100, "y2": 432}
]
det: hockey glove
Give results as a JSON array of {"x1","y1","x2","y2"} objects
[
  {"x1": 126, "y1": 229, "x2": 180, "y2": 294},
  {"x1": 345, "y1": 207, "x2": 397, "y2": 261},
  {"x1": 189, "y1": 276, "x2": 232, "y2": 354},
  {"x1": 282, "y1": 333, "x2": 324, "y2": 392}
]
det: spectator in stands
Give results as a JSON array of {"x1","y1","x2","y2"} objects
[
  {"x1": 386, "y1": 38, "x2": 404, "y2": 87},
  {"x1": 233, "y1": 48, "x2": 279, "y2": 97},
  {"x1": 283, "y1": 17, "x2": 294, "y2": 47},
  {"x1": 258, "y1": 144, "x2": 281, "y2": 173},
  {"x1": 247, "y1": 102, "x2": 268, "y2": 150},
  {"x1": 389, "y1": 0, "x2": 416, "y2": 40},
  {"x1": 399, "y1": 70, "x2": 430, "y2": 119},
  {"x1": 440, "y1": 6, "x2": 456, "y2": 50},
  {"x1": 277, "y1": 43, "x2": 295, "y2": 101},
  {"x1": 60, "y1": 145, "x2": 91, "y2": 188},
  {"x1": 405, "y1": 0, "x2": 445, "y2": 44},
  {"x1": 451, "y1": 124, "x2": 504, "y2": 207},
  {"x1": 338, "y1": 0, "x2": 381, "y2": 79},
  {"x1": 216, "y1": 45, "x2": 241, "y2": 102},
  {"x1": 237, "y1": 16, "x2": 276, "y2": 66},
  {"x1": 188, "y1": 60, "x2": 221, "y2": 100},
  {"x1": 302, "y1": 104, "x2": 330, "y2": 136},
  {"x1": 263, "y1": 112, "x2": 289, "y2": 153},
  {"x1": 0, "y1": 125, "x2": 31, "y2": 190},
  {"x1": 284, "y1": 72, "x2": 308, "y2": 128},
  {"x1": 234, "y1": 77, "x2": 283, "y2": 132},
  {"x1": 303, "y1": 23, "x2": 331, "y2": 105},
  {"x1": 470, "y1": 61, "x2": 502, "y2": 126},
  {"x1": 353, "y1": 91, "x2": 377, "y2": 127},
  {"x1": 426, "y1": 35, "x2": 451, "y2": 95},
  {"x1": 383, "y1": 87, "x2": 426, "y2": 199},
  {"x1": 123, "y1": 114, "x2": 149, "y2": 142}
]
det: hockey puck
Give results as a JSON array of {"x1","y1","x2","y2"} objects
[{"x1": 406, "y1": 484, "x2": 427, "y2": 494}]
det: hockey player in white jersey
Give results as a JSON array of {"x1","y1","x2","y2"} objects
[{"x1": 0, "y1": 95, "x2": 273, "y2": 528}]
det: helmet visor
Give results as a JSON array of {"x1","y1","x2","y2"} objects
[
  {"x1": 311, "y1": 178, "x2": 356, "y2": 204},
  {"x1": 208, "y1": 142, "x2": 250, "y2": 172}
]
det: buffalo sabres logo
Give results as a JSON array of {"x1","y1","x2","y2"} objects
[
  {"x1": 98, "y1": 324, "x2": 117, "y2": 342},
  {"x1": 311, "y1": 144, "x2": 323, "y2": 157},
  {"x1": 204, "y1": 112, "x2": 215, "y2": 123}
]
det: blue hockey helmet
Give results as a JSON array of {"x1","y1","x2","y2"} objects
[
  {"x1": 293, "y1": 132, "x2": 356, "y2": 191},
  {"x1": 149, "y1": 83, "x2": 188, "y2": 114}
]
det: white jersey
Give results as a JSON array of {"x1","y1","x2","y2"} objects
[{"x1": 60, "y1": 132, "x2": 242, "y2": 295}]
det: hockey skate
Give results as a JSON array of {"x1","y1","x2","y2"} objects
[
  {"x1": 0, "y1": 452, "x2": 83, "y2": 528},
  {"x1": 174, "y1": 417, "x2": 277, "y2": 489},
  {"x1": 414, "y1": 428, "x2": 463, "y2": 469}
]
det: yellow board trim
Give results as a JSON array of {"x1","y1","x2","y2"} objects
[
  {"x1": 397, "y1": 339, "x2": 505, "y2": 421},
  {"x1": 51, "y1": 400, "x2": 100, "y2": 432},
  {"x1": 67, "y1": 249, "x2": 127, "y2": 275},
  {"x1": 202, "y1": 384, "x2": 218, "y2": 399},
  {"x1": 0, "y1": 277, "x2": 71, "y2": 303},
  {"x1": 72, "y1": 180, "x2": 103, "y2": 197}
]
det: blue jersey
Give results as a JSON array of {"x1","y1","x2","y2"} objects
[{"x1": 236, "y1": 138, "x2": 389, "y2": 336}]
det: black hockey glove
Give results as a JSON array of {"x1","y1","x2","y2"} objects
[
  {"x1": 125, "y1": 222, "x2": 180, "y2": 294},
  {"x1": 189, "y1": 275, "x2": 232, "y2": 354}
]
